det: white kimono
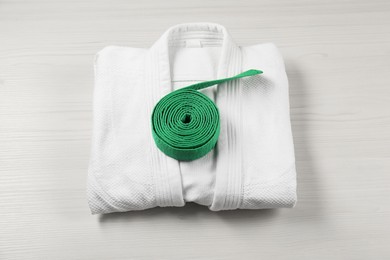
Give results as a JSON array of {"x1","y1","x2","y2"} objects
[{"x1": 87, "y1": 23, "x2": 297, "y2": 214}]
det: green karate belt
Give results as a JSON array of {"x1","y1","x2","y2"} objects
[{"x1": 151, "y1": 69, "x2": 263, "y2": 161}]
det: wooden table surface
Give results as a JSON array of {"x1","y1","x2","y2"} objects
[{"x1": 1, "y1": 0, "x2": 390, "y2": 259}]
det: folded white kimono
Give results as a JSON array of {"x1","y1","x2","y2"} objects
[{"x1": 87, "y1": 23, "x2": 297, "y2": 214}]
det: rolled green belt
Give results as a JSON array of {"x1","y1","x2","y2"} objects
[{"x1": 151, "y1": 69, "x2": 263, "y2": 161}]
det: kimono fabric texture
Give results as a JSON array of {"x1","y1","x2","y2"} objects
[{"x1": 87, "y1": 23, "x2": 297, "y2": 214}]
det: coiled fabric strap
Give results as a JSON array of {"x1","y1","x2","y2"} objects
[{"x1": 151, "y1": 69, "x2": 263, "y2": 161}]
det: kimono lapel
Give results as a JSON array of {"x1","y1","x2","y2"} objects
[{"x1": 146, "y1": 23, "x2": 244, "y2": 209}]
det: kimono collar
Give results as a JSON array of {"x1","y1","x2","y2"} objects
[
  {"x1": 145, "y1": 23, "x2": 244, "y2": 210},
  {"x1": 148, "y1": 23, "x2": 242, "y2": 95}
]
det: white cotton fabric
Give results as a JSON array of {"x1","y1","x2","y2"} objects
[{"x1": 87, "y1": 23, "x2": 297, "y2": 214}]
